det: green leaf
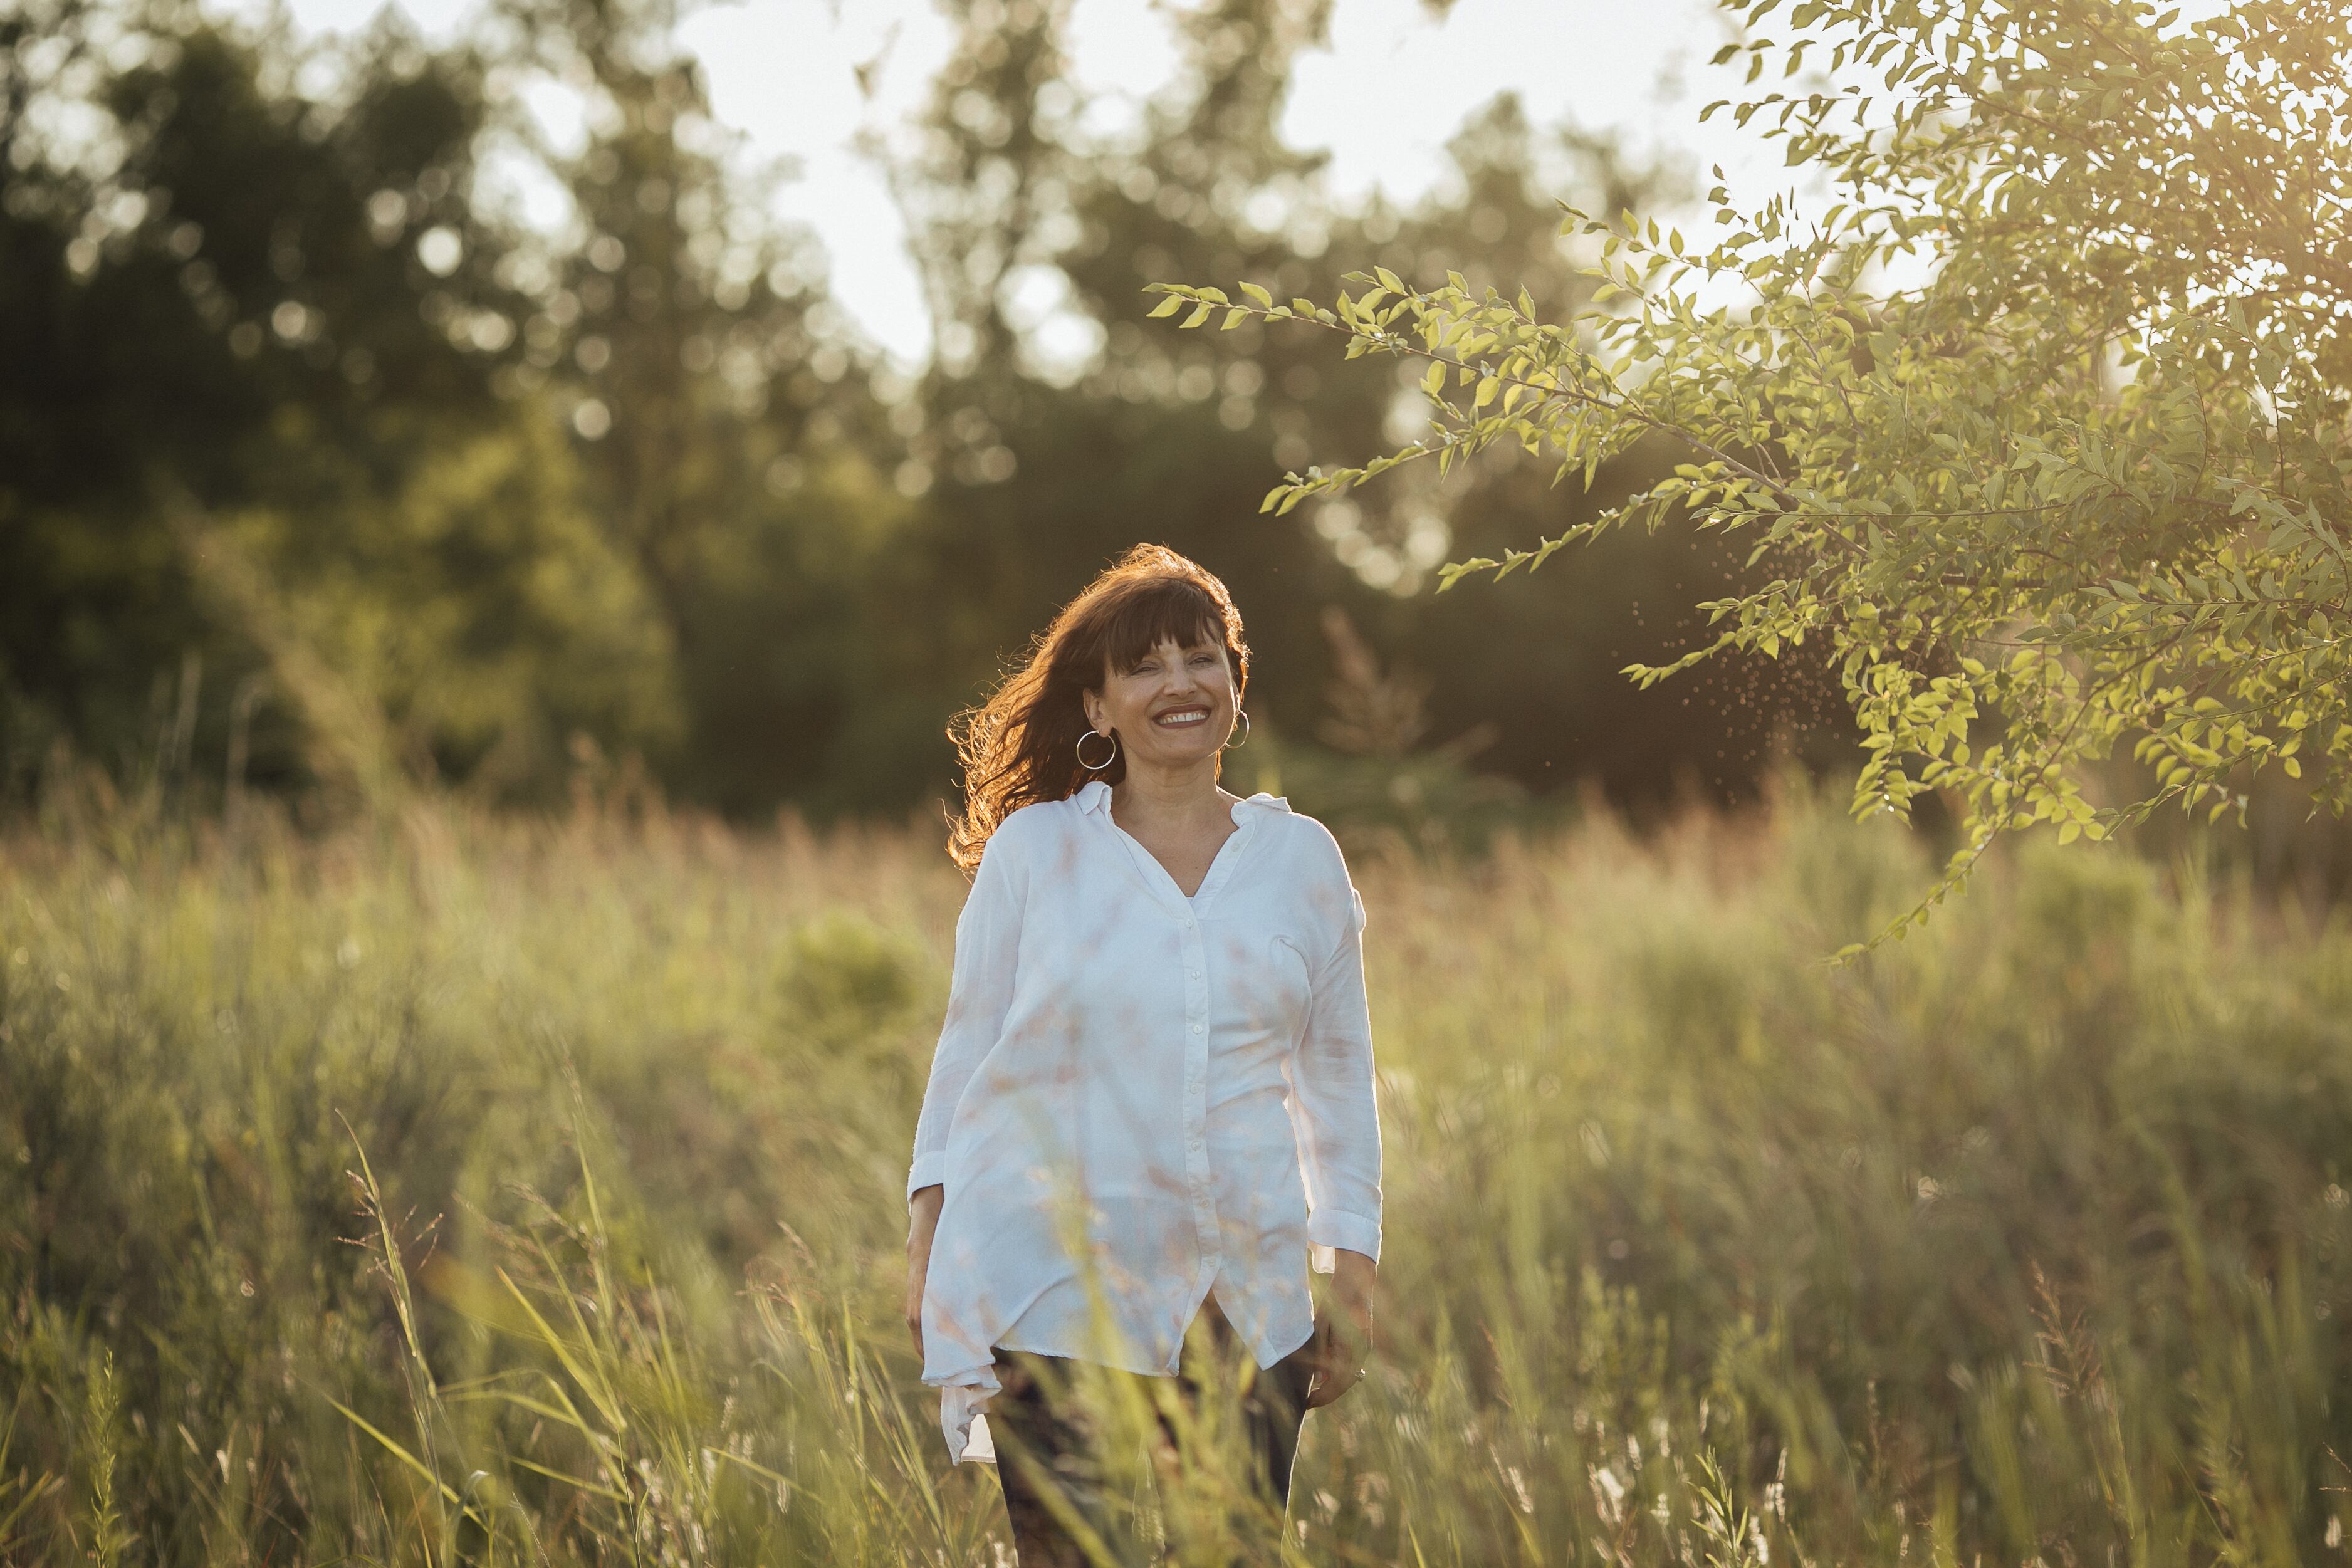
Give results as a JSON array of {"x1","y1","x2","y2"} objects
[
  {"x1": 1239, "y1": 281, "x2": 1273, "y2": 308},
  {"x1": 1146, "y1": 293, "x2": 1186, "y2": 319}
]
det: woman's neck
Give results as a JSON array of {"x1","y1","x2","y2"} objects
[{"x1": 1110, "y1": 762, "x2": 1232, "y2": 831}]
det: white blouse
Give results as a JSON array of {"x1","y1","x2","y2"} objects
[{"x1": 907, "y1": 778, "x2": 1382, "y2": 1463}]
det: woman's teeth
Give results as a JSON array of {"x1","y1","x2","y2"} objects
[{"x1": 1156, "y1": 709, "x2": 1208, "y2": 726}]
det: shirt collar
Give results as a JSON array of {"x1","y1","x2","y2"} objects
[{"x1": 1075, "y1": 780, "x2": 1290, "y2": 815}]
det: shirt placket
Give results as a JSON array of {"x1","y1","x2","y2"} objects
[{"x1": 1178, "y1": 904, "x2": 1222, "y2": 1285}]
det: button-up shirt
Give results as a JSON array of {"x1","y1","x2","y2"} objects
[{"x1": 907, "y1": 778, "x2": 1382, "y2": 1462}]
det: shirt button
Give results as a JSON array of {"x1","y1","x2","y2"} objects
[
  {"x1": 1192, "y1": 1023, "x2": 1203, "y2": 1034},
  {"x1": 1189, "y1": 970, "x2": 1200, "y2": 980}
]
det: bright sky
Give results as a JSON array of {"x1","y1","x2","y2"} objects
[{"x1": 220, "y1": 0, "x2": 1792, "y2": 368}]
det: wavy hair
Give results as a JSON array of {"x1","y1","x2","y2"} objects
[{"x1": 946, "y1": 544, "x2": 1252, "y2": 876}]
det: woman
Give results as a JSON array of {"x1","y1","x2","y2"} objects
[{"x1": 904, "y1": 544, "x2": 1382, "y2": 1565}]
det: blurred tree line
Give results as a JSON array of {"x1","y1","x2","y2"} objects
[{"x1": 0, "y1": 0, "x2": 1848, "y2": 830}]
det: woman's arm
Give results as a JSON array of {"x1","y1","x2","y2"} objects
[
  {"x1": 906, "y1": 1183, "x2": 944, "y2": 1358},
  {"x1": 904, "y1": 827, "x2": 1027, "y2": 1360},
  {"x1": 907, "y1": 827, "x2": 1028, "y2": 1196},
  {"x1": 1287, "y1": 887, "x2": 1382, "y2": 1263},
  {"x1": 1287, "y1": 882, "x2": 1382, "y2": 1404}
]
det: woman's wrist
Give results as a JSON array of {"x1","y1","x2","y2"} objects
[
  {"x1": 907, "y1": 1184, "x2": 944, "y2": 1253},
  {"x1": 1329, "y1": 1250, "x2": 1376, "y2": 1344}
]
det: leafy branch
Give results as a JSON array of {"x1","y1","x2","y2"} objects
[{"x1": 1147, "y1": 0, "x2": 2352, "y2": 958}]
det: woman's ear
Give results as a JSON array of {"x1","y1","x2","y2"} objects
[{"x1": 1080, "y1": 688, "x2": 1103, "y2": 733}]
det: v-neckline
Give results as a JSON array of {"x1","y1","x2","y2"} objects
[{"x1": 1105, "y1": 795, "x2": 1255, "y2": 908}]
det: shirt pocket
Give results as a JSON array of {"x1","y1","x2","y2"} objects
[{"x1": 1252, "y1": 933, "x2": 1314, "y2": 1039}]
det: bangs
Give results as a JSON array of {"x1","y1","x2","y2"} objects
[{"x1": 1099, "y1": 579, "x2": 1233, "y2": 674}]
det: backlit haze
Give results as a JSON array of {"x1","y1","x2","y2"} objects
[{"x1": 211, "y1": 0, "x2": 1790, "y2": 370}]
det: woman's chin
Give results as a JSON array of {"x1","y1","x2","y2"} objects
[{"x1": 1132, "y1": 733, "x2": 1222, "y2": 767}]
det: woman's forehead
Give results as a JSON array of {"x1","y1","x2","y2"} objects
[{"x1": 1112, "y1": 627, "x2": 1223, "y2": 661}]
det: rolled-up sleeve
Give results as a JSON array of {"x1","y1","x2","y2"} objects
[
  {"x1": 907, "y1": 825, "x2": 1027, "y2": 1203},
  {"x1": 1287, "y1": 883, "x2": 1382, "y2": 1262}
]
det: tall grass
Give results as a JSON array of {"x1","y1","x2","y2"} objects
[{"x1": 2, "y1": 775, "x2": 2348, "y2": 1564}]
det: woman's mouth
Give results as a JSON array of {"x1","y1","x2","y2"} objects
[{"x1": 1153, "y1": 706, "x2": 1211, "y2": 728}]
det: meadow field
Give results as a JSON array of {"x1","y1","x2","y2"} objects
[{"x1": 3, "y1": 778, "x2": 2349, "y2": 1565}]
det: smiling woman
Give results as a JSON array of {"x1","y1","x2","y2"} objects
[
  {"x1": 911, "y1": 545, "x2": 1381, "y2": 1565},
  {"x1": 941, "y1": 544, "x2": 1257, "y2": 875}
]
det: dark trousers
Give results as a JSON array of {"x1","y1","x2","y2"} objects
[{"x1": 986, "y1": 1298, "x2": 1317, "y2": 1567}]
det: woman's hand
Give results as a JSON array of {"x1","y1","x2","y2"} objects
[
  {"x1": 1304, "y1": 1248, "x2": 1376, "y2": 1409},
  {"x1": 906, "y1": 1184, "x2": 944, "y2": 1362}
]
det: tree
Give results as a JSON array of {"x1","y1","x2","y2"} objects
[
  {"x1": 1157, "y1": 0, "x2": 2352, "y2": 948},
  {"x1": 0, "y1": 4, "x2": 674, "y2": 803},
  {"x1": 1, "y1": 0, "x2": 1848, "y2": 826},
  {"x1": 888, "y1": 0, "x2": 1847, "y2": 826},
  {"x1": 0, "y1": 0, "x2": 898, "y2": 813},
  {"x1": 493, "y1": 0, "x2": 916, "y2": 815}
]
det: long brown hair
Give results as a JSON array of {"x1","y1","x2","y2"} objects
[{"x1": 946, "y1": 544, "x2": 1252, "y2": 875}]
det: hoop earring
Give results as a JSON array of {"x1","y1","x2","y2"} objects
[
  {"x1": 1225, "y1": 709, "x2": 1251, "y2": 750},
  {"x1": 1075, "y1": 729, "x2": 1119, "y2": 770}
]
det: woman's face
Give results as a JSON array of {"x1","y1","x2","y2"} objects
[{"x1": 1084, "y1": 633, "x2": 1238, "y2": 771}]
